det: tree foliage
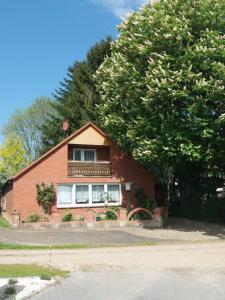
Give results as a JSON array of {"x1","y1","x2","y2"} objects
[
  {"x1": 96, "y1": 0, "x2": 225, "y2": 220},
  {"x1": 0, "y1": 136, "x2": 29, "y2": 182},
  {"x1": 2, "y1": 97, "x2": 55, "y2": 161},
  {"x1": 40, "y1": 37, "x2": 112, "y2": 153}
]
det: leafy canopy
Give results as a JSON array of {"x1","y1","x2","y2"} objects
[
  {"x1": 96, "y1": 0, "x2": 225, "y2": 176},
  {"x1": 0, "y1": 136, "x2": 29, "y2": 182},
  {"x1": 2, "y1": 97, "x2": 55, "y2": 161}
]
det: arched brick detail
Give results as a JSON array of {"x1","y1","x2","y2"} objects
[
  {"x1": 127, "y1": 207, "x2": 154, "y2": 221},
  {"x1": 86, "y1": 208, "x2": 119, "y2": 220},
  {"x1": 107, "y1": 210, "x2": 119, "y2": 220}
]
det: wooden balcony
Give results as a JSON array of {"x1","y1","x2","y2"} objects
[{"x1": 68, "y1": 161, "x2": 112, "y2": 177}]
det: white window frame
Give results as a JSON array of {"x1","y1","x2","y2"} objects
[
  {"x1": 106, "y1": 183, "x2": 121, "y2": 204},
  {"x1": 57, "y1": 184, "x2": 74, "y2": 208},
  {"x1": 57, "y1": 183, "x2": 122, "y2": 208},
  {"x1": 91, "y1": 184, "x2": 106, "y2": 205},
  {"x1": 73, "y1": 148, "x2": 97, "y2": 162},
  {"x1": 75, "y1": 184, "x2": 89, "y2": 205}
]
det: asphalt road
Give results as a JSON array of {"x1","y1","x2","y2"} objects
[
  {"x1": 1, "y1": 241, "x2": 224, "y2": 300},
  {"x1": 32, "y1": 271, "x2": 225, "y2": 300},
  {"x1": 0, "y1": 228, "x2": 170, "y2": 245}
]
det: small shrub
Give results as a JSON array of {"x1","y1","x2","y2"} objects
[
  {"x1": 4, "y1": 286, "x2": 16, "y2": 295},
  {"x1": 131, "y1": 211, "x2": 151, "y2": 221},
  {"x1": 106, "y1": 211, "x2": 117, "y2": 220},
  {"x1": 40, "y1": 274, "x2": 51, "y2": 280},
  {"x1": 135, "y1": 188, "x2": 156, "y2": 211},
  {"x1": 62, "y1": 212, "x2": 73, "y2": 222},
  {"x1": 146, "y1": 198, "x2": 157, "y2": 211},
  {"x1": 27, "y1": 214, "x2": 41, "y2": 223},
  {"x1": 8, "y1": 278, "x2": 18, "y2": 285},
  {"x1": 36, "y1": 182, "x2": 56, "y2": 214}
]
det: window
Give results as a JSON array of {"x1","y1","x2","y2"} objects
[
  {"x1": 57, "y1": 185, "x2": 73, "y2": 206},
  {"x1": 107, "y1": 185, "x2": 120, "y2": 203},
  {"x1": 74, "y1": 149, "x2": 81, "y2": 161},
  {"x1": 73, "y1": 149, "x2": 96, "y2": 161},
  {"x1": 57, "y1": 183, "x2": 121, "y2": 208},
  {"x1": 92, "y1": 185, "x2": 105, "y2": 203},
  {"x1": 84, "y1": 150, "x2": 95, "y2": 161},
  {"x1": 75, "y1": 185, "x2": 89, "y2": 204}
]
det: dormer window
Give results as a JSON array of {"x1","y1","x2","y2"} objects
[{"x1": 73, "y1": 149, "x2": 96, "y2": 162}]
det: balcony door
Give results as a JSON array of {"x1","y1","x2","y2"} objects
[{"x1": 73, "y1": 149, "x2": 96, "y2": 162}]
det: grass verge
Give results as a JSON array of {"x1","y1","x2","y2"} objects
[
  {"x1": 0, "y1": 264, "x2": 69, "y2": 278},
  {"x1": 0, "y1": 216, "x2": 10, "y2": 228},
  {"x1": 0, "y1": 242, "x2": 156, "y2": 250}
]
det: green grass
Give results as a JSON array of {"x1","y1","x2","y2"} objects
[
  {"x1": 0, "y1": 264, "x2": 69, "y2": 278},
  {"x1": 0, "y1": 242, "x2": 156, "y2": 250},
  {"x1": 0, "y1": 216, "x2": 10, "y2": 228}
]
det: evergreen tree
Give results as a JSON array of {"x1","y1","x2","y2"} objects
[{"x1": 40, "y1": 37, "x2": 112, "y2": 153}]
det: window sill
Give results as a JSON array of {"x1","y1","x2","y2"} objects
[{"x1": 57, "y1": 203, "x2": 120, "y2": 209}]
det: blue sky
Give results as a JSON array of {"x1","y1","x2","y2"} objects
[{"x1": 0, "y1": 0, "x2": 145, "y2": 142}]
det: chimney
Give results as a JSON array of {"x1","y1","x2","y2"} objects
[{"x1": 62, "y1": 119, "x2": 69, "y2": 131}]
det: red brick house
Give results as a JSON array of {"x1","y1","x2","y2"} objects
[{"x1": 1, "y1": 122, "x2": 155, "y2": 224}]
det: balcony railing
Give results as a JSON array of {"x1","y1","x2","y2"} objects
[{"x1": 68, "y1": 161, "x2": 112, "y2": 177}]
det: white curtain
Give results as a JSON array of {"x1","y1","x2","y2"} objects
[
  {"x1": 107, "y1": 185, "x2": 119, "y2": 203},
  {"x1": 58, "y1": 185, "x2": 72, "y2": 204},
  {"x1": 92, "y1": 185, "x2": 104, "y2": 203},
  {"x1": 76, "y1": 185, "x2": 89, "y2": 204}
]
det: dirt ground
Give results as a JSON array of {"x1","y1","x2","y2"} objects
[{"x1": 0, "y1": 241, "x2": 225, "y2": 273}]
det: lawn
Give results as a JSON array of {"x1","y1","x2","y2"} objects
[
  {"x1": 0, "y1": 264, "x2": 69, "y2": 278},
  {"x1": 0, "y1": 216, "x2": 10, "y2": 228}
]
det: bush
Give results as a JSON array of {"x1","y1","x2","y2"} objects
[
  {"x1": 36, "y1": 183, "x2": 55, "y2": 214},
  {"x1": 106, "y1": 211, "x2": 117, "y2": 220},
  {"x1": 130, "y1": 211, "x2": 152, "y2": 221},
  {"x1": 40, "y1": 274, "x2": 51, "y2": 280},
  {"x1": 4, "y1": 286, "x2": 16, "y2": 295},
  {"x1": 27, "y1": 214, "x2": 41, "y2": 223},
  {"x1": 135, "y1": 188, "x2": 156, "y2": 211},
  {"x1": 8, "y1": 278, "x2": 18, "y2": 285},
  {"x1": 62, "y1": 213, "x2": 73, "y2": 222}
]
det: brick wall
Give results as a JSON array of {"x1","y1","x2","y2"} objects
[{"x1": 12, "y1": 137, "x2": 155, "y2": 222}]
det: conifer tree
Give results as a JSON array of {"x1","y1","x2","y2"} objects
[{"x1": 40, "y1": 37, "x2": 112, "y2": 153}]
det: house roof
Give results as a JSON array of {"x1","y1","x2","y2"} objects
[{"x1": 13, "y1": 122, "x2": 108, "y2": 180}]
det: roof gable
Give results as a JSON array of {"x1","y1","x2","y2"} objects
[
  {"x1": 69, "y1": 125, "x2": 109, "y2": 146},
  {"x1": 13, "y1": 122, "x2": 109, "y2": 180}
]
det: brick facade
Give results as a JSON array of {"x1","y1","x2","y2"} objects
[{"x1": 1, "y1": 123, "x2": 155, "y2": 223}]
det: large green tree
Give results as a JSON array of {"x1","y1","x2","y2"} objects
[
  {"x1": 40, "y1": 37, "x2": 112, "y2": 153},
  {"x1": 2, "y1": 97, "x2": 55, "y2": 161},
  {"x1": 0, "y1": 136, "x2": 29, "y2": 183},
  {"x1": 96, "y1": 0, "x2": 225, "y2": 220}
]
